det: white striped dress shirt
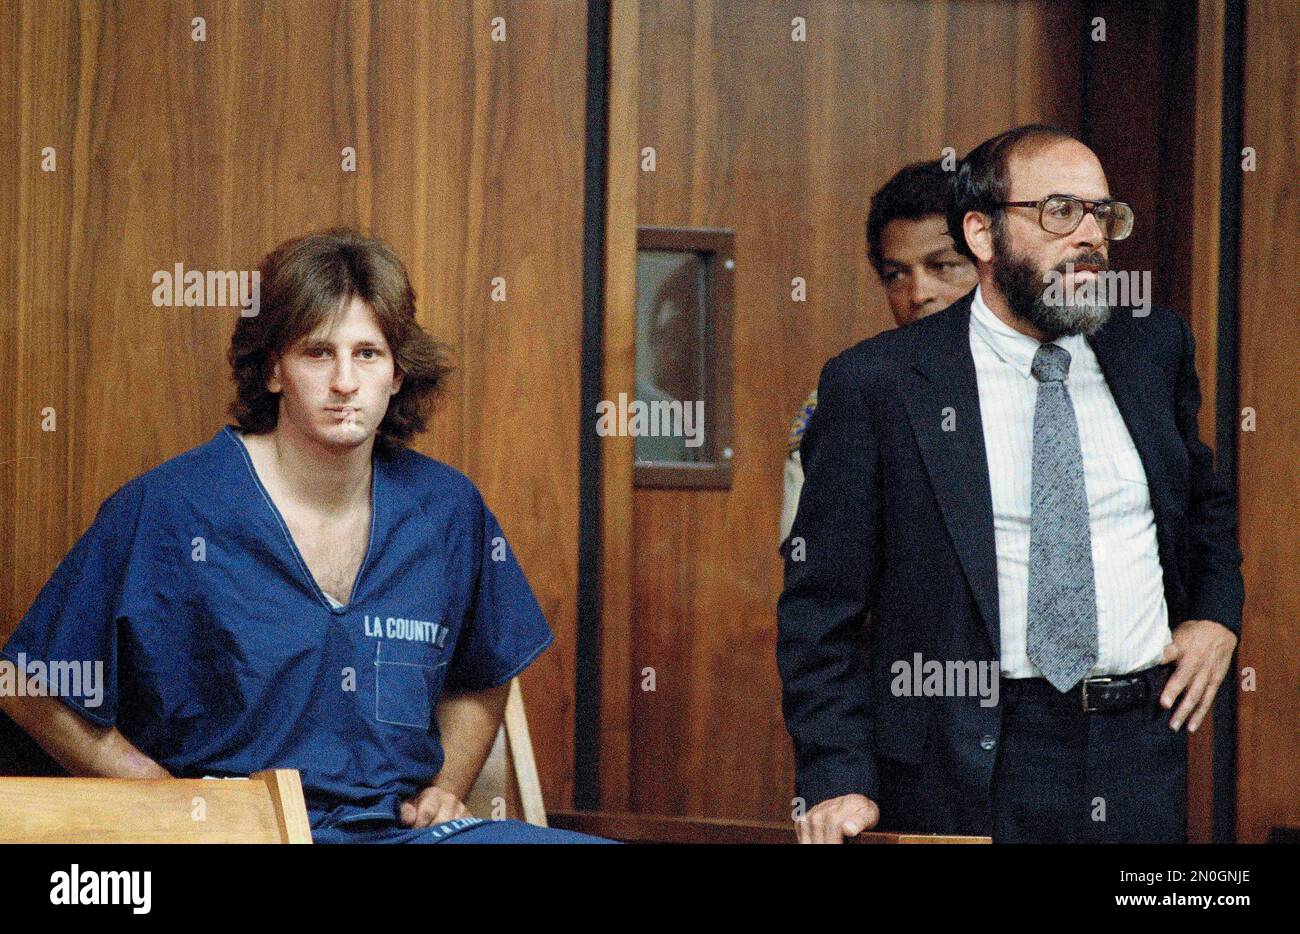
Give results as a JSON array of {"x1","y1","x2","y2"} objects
[{"x1": 969, "y1": 286, "x2": 1171, "y2": 679}]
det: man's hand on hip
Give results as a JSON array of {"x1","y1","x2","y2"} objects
[
  {"x1": 400, "y1": 785, "x2": 470, "y2": 828},
  {"x1": 796, "y1": 793, "x2": 880, "y2": 844},
  {"x1": 1160, "y1": 618, "x2": 1238, "y2": 733}
]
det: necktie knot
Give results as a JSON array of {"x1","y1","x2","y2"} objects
[{"x1": 1031, "y1": 343, "x2": 1072, "y2": 383}]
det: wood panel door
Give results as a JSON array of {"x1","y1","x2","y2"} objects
[{"x1": 600, "y1": 0, "x2": 1083, "y2": 821}]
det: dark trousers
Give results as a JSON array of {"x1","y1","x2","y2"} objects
[
  {"x1": 876, "y1": 664, "x2": 1187, "y2": 842},
  {"x1": 991, "y1": 664, "x2": 1187, "y2": 843}
]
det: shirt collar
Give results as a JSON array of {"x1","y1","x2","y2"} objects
[{"x1": 970, "y1": 284, "x2": 1082, "y2": 379}]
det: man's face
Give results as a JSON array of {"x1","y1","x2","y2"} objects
[
  {"x1": 267, "y1": 296, "x2": 404, "y2": 451},
  {"x1": 878, "y1": 215, "x2": 978, "y2": 326},
  {"x1": 988, "y1": 139, "x2": 1113, "y2": 338}
]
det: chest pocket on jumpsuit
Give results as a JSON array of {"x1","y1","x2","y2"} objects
[{"x1": 374, "y1": 639, "x2": 447, "y2": 730}]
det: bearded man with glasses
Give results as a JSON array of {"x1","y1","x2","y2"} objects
[{"x1": 778, "y1": 124, "x2": 1242, "y2": 844}]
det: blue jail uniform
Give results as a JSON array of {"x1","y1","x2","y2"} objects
[{"x1": 2, "y1": 426, "x2": 609, "y2": 843}]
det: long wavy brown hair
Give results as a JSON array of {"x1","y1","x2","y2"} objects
[{"x1": 228, "y1": 228, "x2": 451, "y2": 454}]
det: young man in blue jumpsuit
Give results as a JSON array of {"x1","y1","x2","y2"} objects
[{"x1": 0, "y1": 229, "x2": 608, "y2": 843}]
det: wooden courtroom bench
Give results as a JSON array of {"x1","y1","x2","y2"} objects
[{"x1": 0, "y1": 769, "x2": 312, "y2": 843}]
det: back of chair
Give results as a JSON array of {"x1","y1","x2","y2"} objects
[
  {"x1": 464, "y1": 678, "x2": 547, "y2": 826},
  {"x1": 0, "y1": 769, "x2": 312, "y2": 843}
]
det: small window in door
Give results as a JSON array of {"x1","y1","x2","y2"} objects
[{"x1": 632, "y1": 226, "x2": 735, "y2": 489}]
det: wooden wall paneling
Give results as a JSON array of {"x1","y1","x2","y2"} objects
[
  {"x1": 1184, "y1": 0, "x2": 1226, "y2": 846},
  {"x1": 416, "y1": 0, "x2": 590, "y2": 818},
  {"x1": 0, "y1": 0, "x2": 16, "y2": 630},
  {"x1": 1190, "y1": 0, "x2": 1225, "y2": 459},
  {"x1": 597, "y1": 0, "x2": 640, "y2": 812},
  {"x1": 1235, "y1": 0, "x2": 1299, "y2": 845},
  {"x1": 1080, "y1": 0, "x2": 1197, "y2": 313},
  {"x1": 7, "y1": 0, "x2": 79, "y2": 660}
]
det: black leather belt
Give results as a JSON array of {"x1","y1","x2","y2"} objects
[
  {"x1": 1079, "y1": 674, "x2": 1150, "y2": 713},
  {"x1": 1003, "y1": 664, "x2": 1171, "y2": 713}
]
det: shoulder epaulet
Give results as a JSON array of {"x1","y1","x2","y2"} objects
[{"x1": 787, "y1": 388, "x2": 819, "y2": 455}]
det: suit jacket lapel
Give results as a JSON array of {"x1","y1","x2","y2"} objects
[{"x1": 899, "y1": 296, "x2": 1001, "y2": 654}]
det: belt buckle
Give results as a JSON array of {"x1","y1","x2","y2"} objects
[{"x1": 1081, "y1": 676, "x2": 1112, "y2": 713}]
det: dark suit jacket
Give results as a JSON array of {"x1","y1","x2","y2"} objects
[{"x1": 776, "y1": 291, "x2": 1244, "y2": 834}]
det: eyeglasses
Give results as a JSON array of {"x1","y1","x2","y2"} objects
[{"x1": 995, "y1": 195, "x2": 1134, "y2": 241}]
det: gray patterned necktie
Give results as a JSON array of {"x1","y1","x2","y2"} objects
[{"x1": 1027, "y1": 343, "x2": 1098, "y2": 691}]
